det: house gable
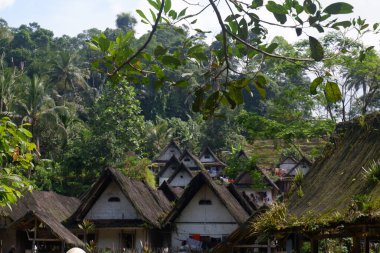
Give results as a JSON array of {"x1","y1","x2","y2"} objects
[
  {"x1": 199, "y1": 147, "x2": 217, "y2": 163},
  {"x1": 176, "y1": 184, "x2": 236, "y2": 223},
  {"x1": 153, "y1": 141, "x2": 182, "y2": 163},
  {"x1": 180, "y1": 149, "x2": 202, "y2": 170},
  {"x1": 85, "y1": 181, "x2": 138, "y2": 220},
  {"x1": 167, "y1": 164, "x2": 193, "y2": 188}
]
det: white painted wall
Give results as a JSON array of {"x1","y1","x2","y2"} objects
[
  {"x1": 289, "y1": 164, "x2": 310, "y2": 176},
  {"x1": 279, "y1": 158, "x2": 297, "y2": 173},
  {"x1": 159, "y1": 165, "x2": 178, "y2": 186},
  {"x1": 157, "y1": 146, "x2": 181, "y2": 161},
  {"x1": 171, "y1": 185, "x2": 239, "y2": 248},
  {"x1": 169, "y1": 171, "x2": 192, "y2": 187},
  {"x1": 85, "y1": 181, "x2": 138, "y2": 220},
  {"x1": 199, "y1": 153, "x2": 216, "y2": 163},
  {"x1": 181, "y1": 155, "x2": 197, "y2": 169},
  {"x1": 177, "y1": 185, "x2": 236, "y2": 223}
]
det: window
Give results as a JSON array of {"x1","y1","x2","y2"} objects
[
  {"x1": 170, "y1": 149, "x2": 175, "y2": 152},
  {"x1": 199, "y1": 199, "x2": 212, "y2": 205},
  {"x1": 205, "y1": 155, "x2": 210, "y2": 159},
  {"x1": 184, "y1": 158, "x2": 190, "y2": 162},
  {"x1": 108, "y1": 197, "x2": 120, "y2": 202},
  {"x1": 180, "y1": 175, "x2": 184, "y2": 178}
]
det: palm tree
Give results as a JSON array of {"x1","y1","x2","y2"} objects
[
  {"x1": 0, "y1": 54, "x2": 20, "y2": 115},
  {"x1": 11, "y1": 75, "x2": 67, "y2": 155},
  {"x1": 49, "y1": 51, "x2": 89, "y2": 96}
]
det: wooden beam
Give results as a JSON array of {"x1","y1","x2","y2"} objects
[
  {"x1": 311, "y1": 239, "x2": 318, "y2": 253},
  {"x1": 352, "y1": 236, "x2": 360, "y2": 253}
]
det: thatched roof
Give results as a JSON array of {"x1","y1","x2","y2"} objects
[
  {"x1": 237, "y1": 149, "x2": 248, "y2": 159},
  {"x1": 164, "y1": 171, "x2": 249, "y2": 225},
  {"x1": 167, "y1": 163, "x2": 194, "y2": 184},
  {"x1": 179, "y1": 149, "x2": 204, "y2": 170},
  {"x1": 70, "y1": 168, "x2": 172, "y2": 228},
  {"x1": 287, "y1": 112, "x2": 380, "y2": 222},
  {"x1": 0, "y1": 190, "x2": 80, "y2": 223},
  {"x1": 157, "y1": 155, "x2": 181, "y2": 178},
  {"x1": 284, "y1": 156, "x2": 312, "y2": 177},
  {"x1": 158, "y1": 181, "x2": 184, "y2": 202},
  {"x1": 235, "y1": 170, "x2": 279, "y2": 191},
  {"x1": 9, "y1": 210, "x2": 84, "y2": 247},
  {"x1": 153, "y1": 140, "x2": 182, "y2": 163},
  {"x1": 227, "y1": 184, "x2": 257, "y2": 215},
  {"x1": 199, "y1": 146, "x2": 226, "y2": 167}
]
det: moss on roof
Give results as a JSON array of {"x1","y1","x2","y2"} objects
[{"x1": 287, "y1": 112, "x2": 380, "y2": 222}]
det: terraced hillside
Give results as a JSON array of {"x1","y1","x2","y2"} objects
[{"x1": 243, "y1": 138, "x2": 328, "y2": 168}]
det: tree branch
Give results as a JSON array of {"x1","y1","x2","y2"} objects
[
  {"x1": 209, "y1": 0, "x2": 230, "y2": 76},
  {"x1": 109, "y1": 0, "x2": 165, "y2": 77}
]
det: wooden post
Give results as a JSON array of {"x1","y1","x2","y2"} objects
[
  {"x1": 364, "y1": 236, "x2": 369, "y2": 253},
  {"x1": 32, "y1": 219, "x2": 37, "y2": 253},
  {"x1": 352, "y1": 236, "x2": 360, "y2": 253},
  {"x1": 267, "y1": 238, "x2": 272, "y2": 253},
  {"x1": 311, "y1": 239, "x2": 318, "y2": 253}
]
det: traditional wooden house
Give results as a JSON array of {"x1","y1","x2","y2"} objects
[
  {"x1": 166, "y1": 163, "x2": 194, "y2": 188},
  {"x1": 68, "y1": 167, "x2": 172, "y2": 252},
  {"x1": 237, "y1": 149, "x2": 248, "y2": 159},
  {"x1": 234, "y1": 169, "x2": 280, "y2": 207},
  {"x1": 198, "y1": 146, "x2": 226, "y2": 177},
  {"x1": 0, "y1": 191, "x2": 83, "y2": 253},
  {"x1": 179, "y1": 149, "x2": 203, "y2": 171},
  {"x1": 158, "y1": 181, "x2": 184, "y2": 202},
  {"x1": 157, "y1": 155, "x2": 181, "y2": 186},
  {"x1": 217, "y1": 113, "x2": 380, "y2": 253},
  {"x1": 284, "y1": 156, "x2": 312, "y2": 177},
  {"x1": 152, "y1": 140, "x2": 182, "y2": 173},
  {"x1": 164, "y1": 171, "x2": 250, "y2": 251},
  {"x1": 277, "y1": 156, "x2": 298, "y2": 174}
]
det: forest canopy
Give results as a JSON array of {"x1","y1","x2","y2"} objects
[{"x1": 0, "y1": 0, "x2": 379, "y2": 200}]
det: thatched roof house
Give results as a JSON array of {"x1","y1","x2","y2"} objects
[
  {"x1": 70, "y1": 167, "x2": 171, "y2": 228},
  {"x1": 0, "y1": 190, "x2": 83, "y2": 252},
  {"x1": 216, "y1": 113, "x2": 380, "y2": 253}
]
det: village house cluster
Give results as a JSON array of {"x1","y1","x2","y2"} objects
[{"x1": 0, "y1": 140, "x2": 313, "y2": 253}]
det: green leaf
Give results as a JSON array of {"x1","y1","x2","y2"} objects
[
  {"x1": 325, "y1": 82, "x2": 342, "y2": 103},
  {"x1": 323, "y1": 2, "x2": 353, "y2": 14},
  {"x1": 164, "y1": 0, "x2": 171, "y2": 14},
  {"x1": 309, "y1": 36, "x2": 324, "y2": 61},
  {"x1": 168, "y1": 10, "x2": 177, "y2": 19},
  {"x1": 191, "y1": 19, "x2": 197, "y2": 24},
  {"x1": 178, "y1": 8, "x2": 187, "y2": 18},
  {"x1": 251, "y1": 0, "x2": 263, "y2": 8},
  {"x1": 332, "y1": 20, "x2": 351, "y2": 29},
  {"x1": 174, "y1": 80, "x2": 189, "y2": 87},
  {"x1": 150, "y1": 9, "x2": 157, "y2": 21},
  {"x1": 265, "y1": 43, "x2": 278, "y2": 54},
  {"x1": 273, "y1": 13, "x2": 287, "y2": 24},
  {"x1": 304, "y1": 0, "x2": 317, "y2": 14},
  {"x1": 148, "y1": 0, "x2": 159, "y2": 10},
  {"x1": 238, "y1": 19, "x2": 248, "y2": 40},
  {"x1": 310, "y1": 77, "x2": 323, "y2": 95},
  {"x1": 192, "y1": 89, "x2": 204, "y2": 112},
  {"x1": 151, "y1": 64, "x2": 165, "y2": 79},
  {"x1": 205, "y1": 91, "x2": 221, "y2": 110},
  {"x1": 136, "y1": 10, "x2": 150, "y2": 23},
  {"x1": 98, "y1": 35, "x2": 110, "y2": 52},
  {"x1": 161, "y1": 55, "x2": 181, "y2": 68},
  {"x1": 266, "y1": 1, "x2": 288, "y2": 14},
  {"x1": 154, "y1": 45, "x2": 168, "y2": 57}
]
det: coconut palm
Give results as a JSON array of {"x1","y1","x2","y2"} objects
[
  {"x1": 10, "y1": 75, "x2": 68, "y2": 154},
  {"x1": 49, "y1": 51, "x2": 89, "y2": 96}
]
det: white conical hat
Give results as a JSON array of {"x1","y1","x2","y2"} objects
[{"x1": 66, "y1": 248, "x2": 86, "y2": 253}]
